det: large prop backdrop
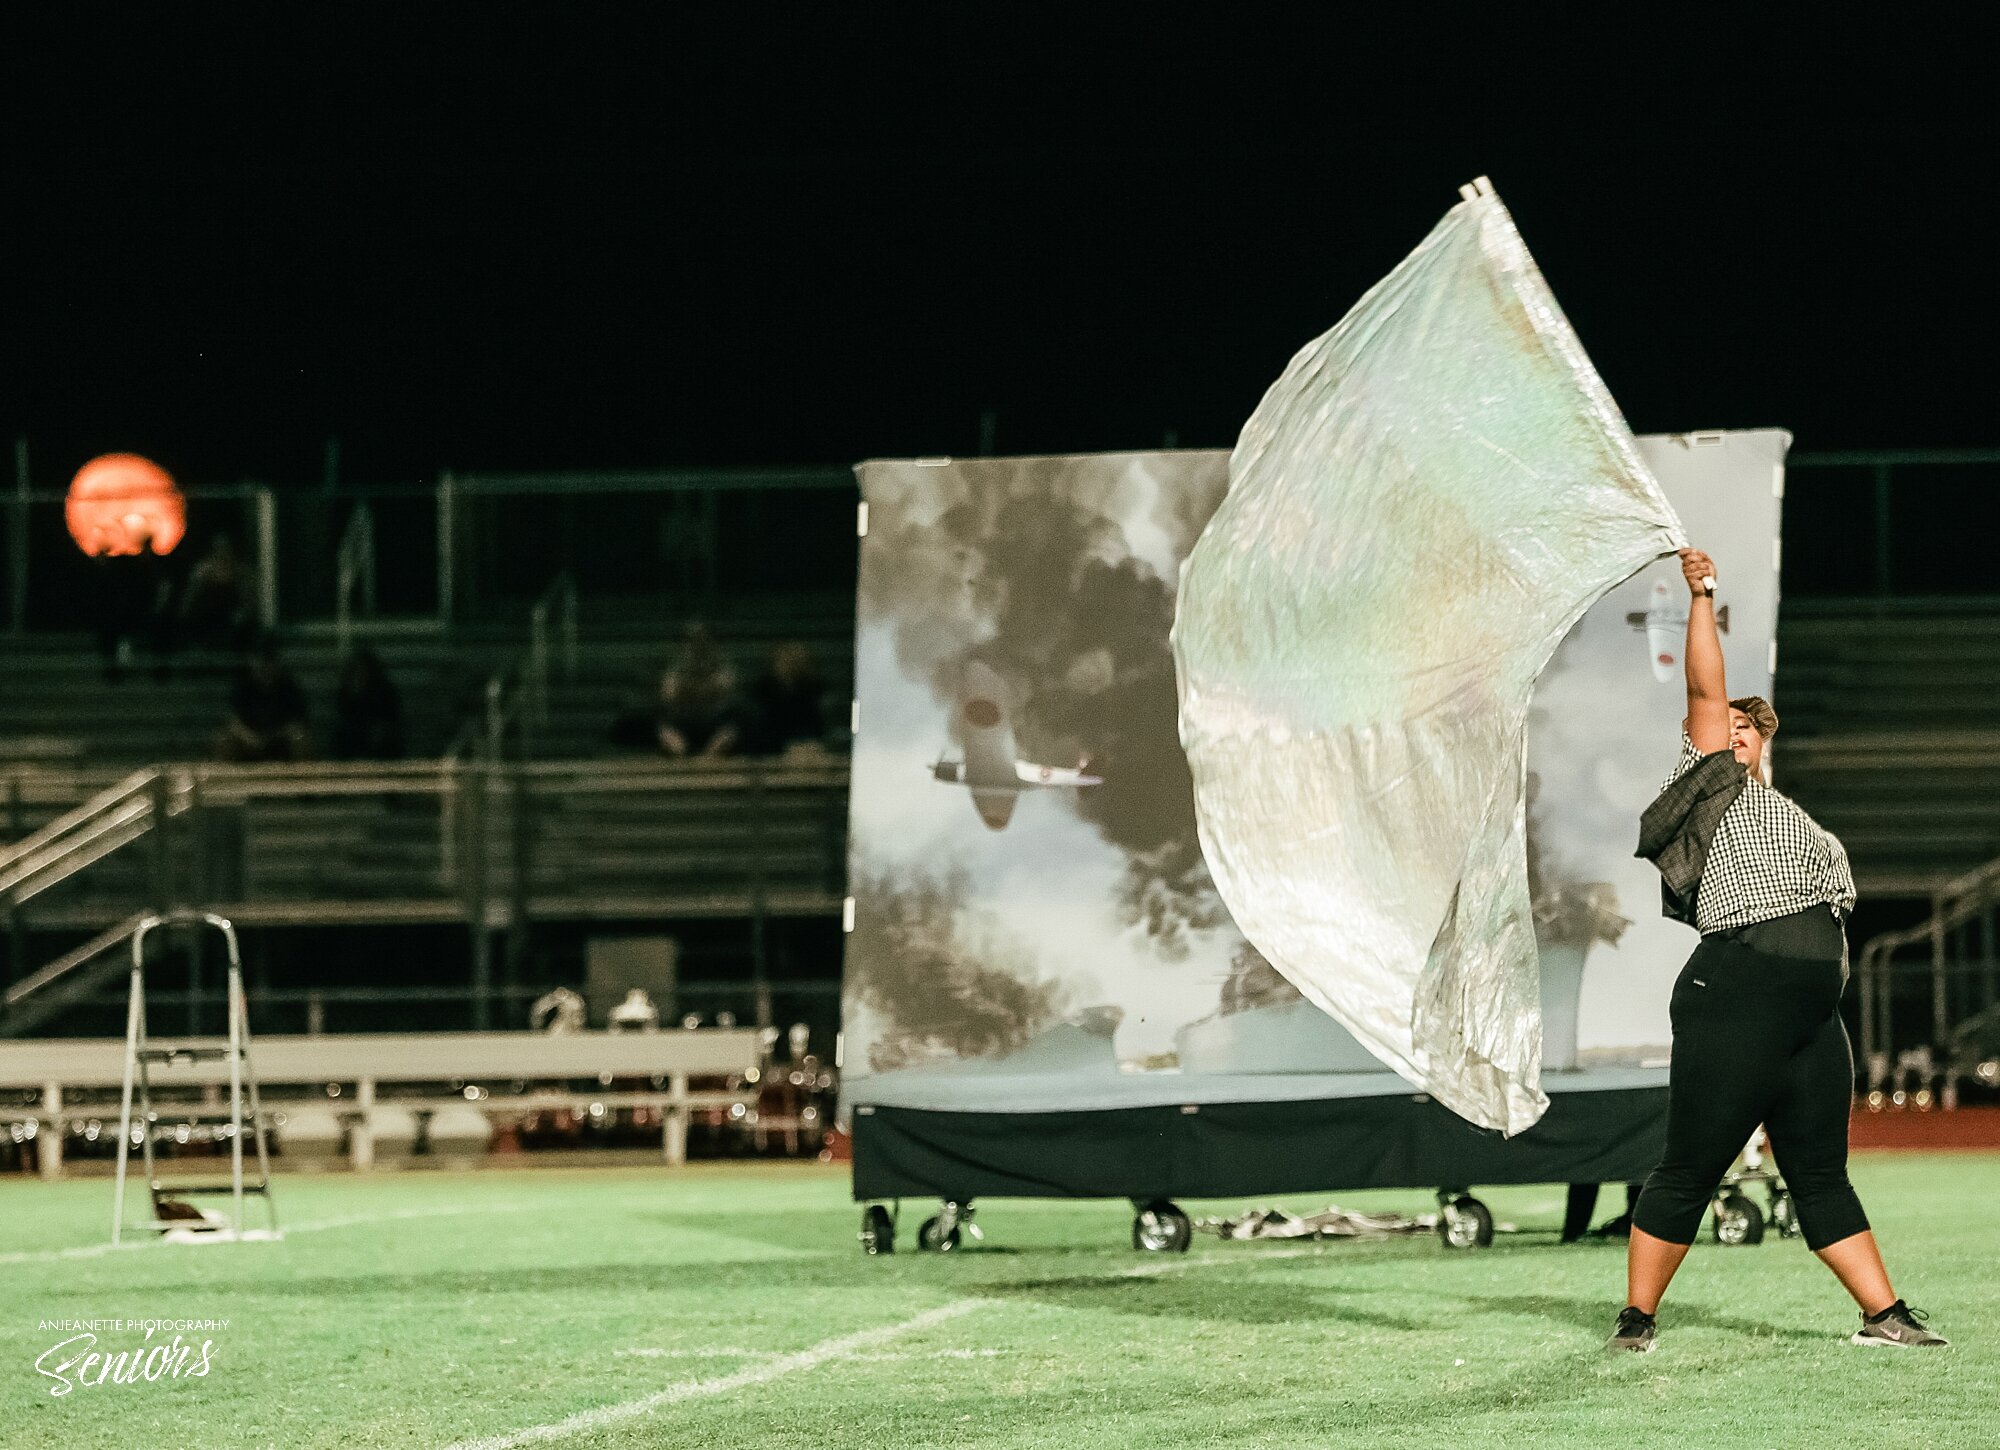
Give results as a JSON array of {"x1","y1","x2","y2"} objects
[{"x1": 843, "y1": 431, "x2": 1785, "y2": 1201}]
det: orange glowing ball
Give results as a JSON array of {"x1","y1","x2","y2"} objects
[{"x1": 65, "y1": 454, "x2": 186, "y2": 557}]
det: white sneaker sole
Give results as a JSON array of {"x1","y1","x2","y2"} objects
[{"x1": 1848, "y1": 1332, "x2": 1949, "y2": 1348}]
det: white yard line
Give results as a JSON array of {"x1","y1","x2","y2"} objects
[
  {"x1": 0, "y1": 1239, "x2": 153, "y2": 1266},
  {"x1": 612, "y1": 1346, "x2": 773, "y2": 1361},
  {"x1": 614, "y1": 1345, "x2": 1004, "y2": 1363},
  {"x1": 282, "y1": 1203, "x2": 546, "y2": 1235},
  {"x1": 0, "y1": 1202, "x2": 542, "y2": 1266},
  {"x1": 443, "y1": 1300, "x2": 987, "y2": 1450}
]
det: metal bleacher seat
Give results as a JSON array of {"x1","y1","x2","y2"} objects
[
  {"x1": 1776, "y1": 602, "x2": 2000, "y2": 896},
  {"x1": 0, "y1": 1026, "x2": 764, "y2": 1179},
  {"x1": 524, "y1": 630, "x2": 855, "y2": 761},
  {"x1": 0, "y1": 634, "x2": 497, "y2": 769},
  {"x1": 524, "y1": 763, "x2": 847, "y2": 915}
]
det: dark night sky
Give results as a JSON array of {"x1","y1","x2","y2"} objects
[{"x1": 4, "y1": 20, "x2": 1996, "y2": 492}]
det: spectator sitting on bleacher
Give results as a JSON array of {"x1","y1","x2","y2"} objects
[
  {"x1": 656, "y1": 624, "x2": 741, "y2": 760},
  {"x1": 216, "y1": 635, "x2": 311, "y2": 762},
  {"x1": 743, "y1": 641, "x2": 830, "y2": 758},
  {"x1": 331, "y1": 646, "x2": 405, "y2": 760},
  {"x1": 180, "y1": 534, "x2": 252, "y2": 652}
]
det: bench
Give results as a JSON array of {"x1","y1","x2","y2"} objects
[{"x1": 0, "y1": 1028, "x2": 760, "y2": 1179}]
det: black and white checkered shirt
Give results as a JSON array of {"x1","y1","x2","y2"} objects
[{"x1": 1664, "y1": 731, "x2": 1858, "y2": 934}]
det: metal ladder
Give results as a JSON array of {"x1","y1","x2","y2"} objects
[{"x1": 112, "y1": 911, "x2": 280, "y2": 1245}]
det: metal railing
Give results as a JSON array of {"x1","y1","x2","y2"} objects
[
  {"x1": 333, "y1": 501, "x2": 377, "y2": 651},
  {"x1": 1, "y1": 481, "x2": 280, "y2": 636},
  {"x1": 0, "y1": 768, "x2": 203, "y2": 1037},
  {"x1": 4, "y1": 457, "x2": 856, "y2": 639},
  {"x1": 2, "y1": 754, "x2": 850, "y2": 1038},
  {"x1": 436, "y1": 572, "x2": 577, "y2": 922},
  {"x1": 1856, "y1": 853, "x2": 2000, "y2": 1071},
  {"x1": 7, "y1": 439, "x2": 27, "y2": 636},
  {"x1": 0, "y1": 770, "x2": 183, "y2": 906},
  {"x1": 3, "y1": 913, "x2": 150, "y2": 1017},
  {"x1": 1787, "y1": 448, "x2": 2000, "y2": 599},
  {"x1": 11, "y1": 450, "x2": 2000, "y2": 644},
  {"x1": 420, "y1": 467, "x2": 856, "y2": 628},
  {"x1": 527, "y1": 572, "x2": 578, "y2": 732}
]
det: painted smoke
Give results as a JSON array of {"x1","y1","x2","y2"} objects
[{"x1": 843, "y1": 437, "x2": 1767, "y2": 1077}]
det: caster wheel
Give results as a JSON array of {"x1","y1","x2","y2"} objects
[
  {"x1": 1770, "y1": 1191, "x2": 1802, "y2": 1240},
  {"x1": 917, "y1": 1215, "x2": 962, "y2": 1252},
  {"x1": 860, "y1": 1204, "x2": 894, "y2": 1255},
  {"x1": 1713, "y1": 1191, "x2": 1765, "y2": 1246},
  {"x1": 1437, "y1": 1195, "x2": 1494, "y2": 1250},
  {"x1": 1132, "y1": 1200, "x2": 1192, "y2": 1253}
]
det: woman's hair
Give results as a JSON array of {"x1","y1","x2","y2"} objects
[{"x1": 1730, "y1": 695, "x2": 1779, "y2": 740}]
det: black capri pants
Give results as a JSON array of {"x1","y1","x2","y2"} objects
[{"x1": 1631, "y1": 906, "x2": 1871, "y2": 1253}]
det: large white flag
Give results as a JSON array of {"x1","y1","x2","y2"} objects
[{"x1": 1173, "y1": 181, "x2": 1685, "y2": 1134}]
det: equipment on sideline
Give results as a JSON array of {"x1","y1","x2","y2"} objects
[{"x1": 112, "y1": 911, "x2": 281, "y2": 1245}]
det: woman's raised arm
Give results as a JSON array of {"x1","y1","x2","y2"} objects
[{"x1": 1678, "y1": 548, "x2": 1730, "y2": 753}]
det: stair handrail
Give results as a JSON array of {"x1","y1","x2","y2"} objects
[
  {"x1": 2, "y1": 911, "x2": 149, "y2": 1011},
  {"x1": 1856, "y1": 851, "x2": 2000, "y2": 1065},
  {"x1": 436, "y1": 570, "x2": 574, "y2": 768},
  {"x1": 0, "y1": 769, "x2": 166, "y2": 902},
  {"x1": 525, "y1": 571, "x2": 577, "y2": 732},
  {"x1": 334, "y1": 501, "x2": 378, "y2": 652},
  {"x1": 439, "y1": 668, "x2": 516, "y2": 890},
  {"x1": 445, "y1": 574, "x2": 573, "y2": 1007}
]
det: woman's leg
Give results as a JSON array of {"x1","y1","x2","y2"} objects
[
  {"x1": 1766, "y1": 1008, "x2": 1889, "y2": 1312},
  {"x1": 1628, "y1": 948, "x2": 1780, "y2": 1308},
  {"x1": 1626, "y1": 1227, "x2": 1693, "y2": 1315},
  {"x1": 1814, "y1": 1231, "x2": 1895, "y2": 1316}
]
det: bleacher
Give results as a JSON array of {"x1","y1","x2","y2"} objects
[
  {"x1": 1773, "y1": 599, "x2": 2000, "y2": 896},
  {"x1": 1, "y1": 764, "x2": 848, "y2": 933},
  {"x1": 7, "y1": 599, "x2": 1996, "y2": 924},
  {"x1": 0, "y1": 588, "x2": 856, "y2": 771},
  {"x1": 520, "y1": 627, "x2": 853, "y2": 760},
  {"x1": 8, "y1": 604, "x2": 1995, "y2": 897},
  {"x1": 5, "y1": 456, "x2": 1995, "y2": 1085},
  {"x1": 0, "y1": 583, "x2": 857, "y2": 1051},
  {"x1": 0, "y1": 632, "x2": 497, "y2": 767}
]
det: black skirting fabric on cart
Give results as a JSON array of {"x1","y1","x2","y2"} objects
[{"x1": 851, "y1": 1082, "x2": 1669, "y2": 1202}]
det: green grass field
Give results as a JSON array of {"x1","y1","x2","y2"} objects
[{"x1": 1, "y1": 1153, "x2": 1993, "y2": 1449}]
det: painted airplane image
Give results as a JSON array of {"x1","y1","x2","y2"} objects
[
  {"x1": 1627, "y1": 579, "x2": 1727, "y2": 682},
  {"x1": 930, "y1": 662, "x2": 1103, "y2": 830}
]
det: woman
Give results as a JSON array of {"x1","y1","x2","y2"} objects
[
  {"x1": 656, "y1": 623, "x2": 742, "y2": 760},
  {"x1": 331, "y1": 647, "x2": 405, "y2": 761},
  {"x1": 1610, "y1": 547, "x2": 1946, "y2": 1353},
  {"x1": 742, "y1": 641, "x2": 830, "y2": 757}
]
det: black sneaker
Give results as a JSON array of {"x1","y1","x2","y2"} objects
[
  {"x1": 1850, "y1": 1300, "x2": 1948, "y2": 1348},
  {"x1": 1607, "y1": 1305, "x2": 1657, "y2": 1353}
]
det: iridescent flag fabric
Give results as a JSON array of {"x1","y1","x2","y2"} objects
[{"x1": 1172, "y1": 183, "x2": 1685, "y2": 1134}]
